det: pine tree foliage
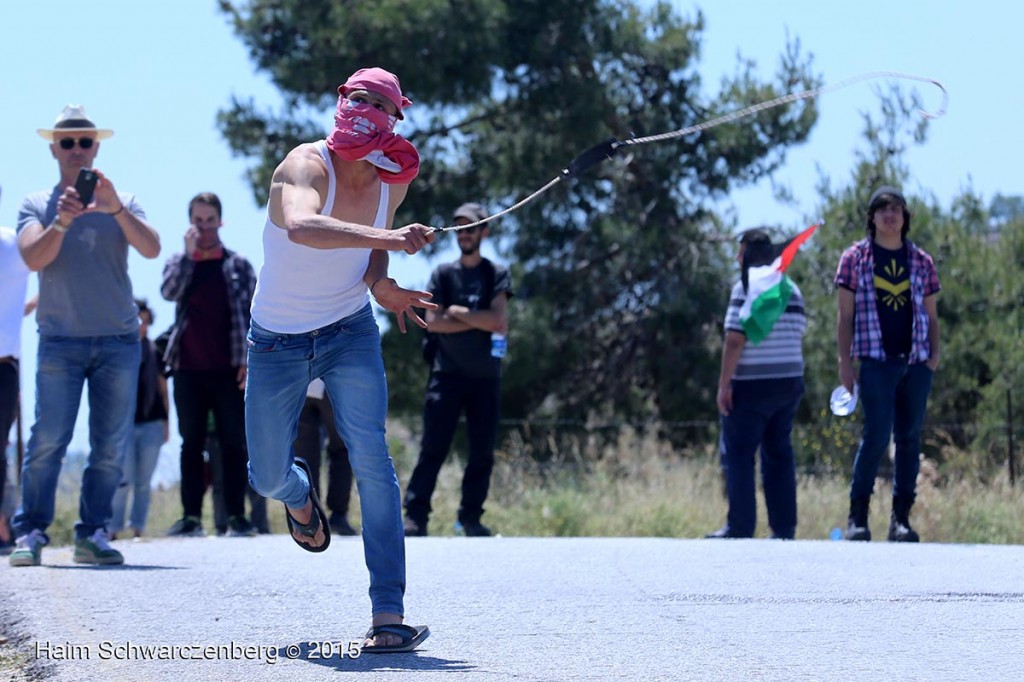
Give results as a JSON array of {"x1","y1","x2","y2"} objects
[{"x1": 217, "y1": 0, "x2": 820, "y2": 436}]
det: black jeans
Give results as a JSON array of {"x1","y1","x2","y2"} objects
[
  {"x1": 293, "y1": 396, "x2": 353, "y2": 516},
  {"x1": 206, "y1": 430, "x2": 268, "y2": 533},
  {"x1": 173, "y1": 369, "x2": 249, "y2": 518},
  {"x1": 404, "y1": 372, "x2": 500, "y2": 525},
  {"x1": 0, "y1": 362, "x2": 18, "y2": 515}
]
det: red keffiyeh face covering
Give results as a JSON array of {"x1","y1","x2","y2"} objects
[{"x1": 325, "y1": 97, "x2": 420, "y2": 184}]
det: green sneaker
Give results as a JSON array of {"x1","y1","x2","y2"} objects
[
  {"x1": 9, "y1": 530, "x2": 48, "y2": 567},
  {"x1": 73, "y1": 529, "x2": 124, "y2": 566}
]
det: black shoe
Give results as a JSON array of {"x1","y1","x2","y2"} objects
[
  {"x1": 166, "y1": 516, "x2": 205, "y2": 537},
  {"x1": 460, "y1": 521, "x2": 492, "y2": 537},
  {"x1": 404, "y1": 517, "x2": 428, "y2": 537},
  {"x1": 888, "y1": 496, "x2": 920, "y2": 542},
  {"x1": 329, "y1": 514, "x2": 359, "y2": 536},
  {"x1": 845, "y1": 496, "x2": 871, "y2": 541},
  {"x1": 226, "y1": 516, "x2": 257, "y2": 537},
  {"x1": 704, "y1": 526, "x2": 751, "y2": 539}
]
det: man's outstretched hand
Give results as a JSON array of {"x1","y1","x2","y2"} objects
[{"x1": 370, "y1": 278, "x2": 437, "y2": 333}]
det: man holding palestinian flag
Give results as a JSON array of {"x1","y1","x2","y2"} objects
[{"x1": 707, "y1": 224, "x2": 816, "y2": 540}]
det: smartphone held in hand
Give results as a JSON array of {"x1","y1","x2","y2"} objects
[{"x1": 75, "y1": 168, "x2": 98, "y2": 206}]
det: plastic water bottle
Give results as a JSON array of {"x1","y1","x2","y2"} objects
[
  {"x1": 829, "y1": 527, "x2": 844, "y2": 541},
  {"x1": 490, "y1": 333, "x2": 507, "y2": 359},
  {"x1": 829, "y1": 384, "x2": 859, "y2": 417}
]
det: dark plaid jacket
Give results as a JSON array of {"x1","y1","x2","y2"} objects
[{"x1": 160, "y1": 248, "x2": 256, "y2": 370}]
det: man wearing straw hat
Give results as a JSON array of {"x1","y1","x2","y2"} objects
[{"x1": 9, "y1": 105, "x2": 161, "y2": 568}]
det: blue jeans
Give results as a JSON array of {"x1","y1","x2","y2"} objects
[
  {"x1": 111, "y1": 420, "x2": 166, "y2": 533},
  {"x1": 721, "y1": 377, "x2": 804, "y2": 538},
  {"x1": 245, "y1": 304, "x2": 405, "y2": 616},
  {"x1": 850, "y1": 358, "x2": 934, "y2": 500},
  {"x1": 13, "y1": 334, "x2": 140, "y2": 540}
]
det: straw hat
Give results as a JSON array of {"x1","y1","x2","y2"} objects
[{"x1": 37, "y1": 105, "x2": 113, "y2": 141}]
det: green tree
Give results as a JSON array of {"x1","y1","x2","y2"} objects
[
  {"x1": 990, "y1": 193, "x2": 1024, "y2": 227},
  {"x1": 218, "y1": 1, "x2": 820, "y2": 439}
]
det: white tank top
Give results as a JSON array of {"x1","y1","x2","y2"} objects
[{"x1": 250, "y1": 141, "x2": 390, "y2": 333}]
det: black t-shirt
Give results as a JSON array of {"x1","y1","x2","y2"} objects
[
  {"x1": 430, "y1": 259, "x2": 513, "y2": 379},
  {"x1": 179, "y1": 259, "x2": 233, "y2": 371},
  {"x1": 872, "y1": 242, "x2": 912, "y2": 358}
]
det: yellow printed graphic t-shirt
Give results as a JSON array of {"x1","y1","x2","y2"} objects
[{"x1": 872, "y1": 242, "x2": 912, "y2": 358}]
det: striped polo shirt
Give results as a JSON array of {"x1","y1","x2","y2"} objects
[{"x1": 724, "y1": 279, "x2": 807, "y2": 380}]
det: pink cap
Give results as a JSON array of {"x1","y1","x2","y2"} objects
[{"x1": 338, "y1": 67, "x2": 413, "y2": 119}]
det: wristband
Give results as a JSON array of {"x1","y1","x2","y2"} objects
[
  {"x1": 369, "y1": 277, "x2": 389, "y2": 296},
  {"x1": 109, "y1": 204, "x2": 125, "y2": 217},
  {"x1": 52, "y1": 219, "x2": 68, "y2": 233}
]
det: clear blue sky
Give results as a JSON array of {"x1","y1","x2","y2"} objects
[{"x1": 1, "y1": 1, "x2": 1019, "y2": 482}]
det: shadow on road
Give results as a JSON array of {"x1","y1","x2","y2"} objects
[
  {"x1": 45, "y1": 564, "x2": 186, "y2": 572},
  {"x1": 277, "y1": 641, "x2": 475, "y2": 673}
]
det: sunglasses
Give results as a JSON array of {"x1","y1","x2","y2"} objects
[{"x1": 58, "y1": 137, "x2": 95, "y2": 150}]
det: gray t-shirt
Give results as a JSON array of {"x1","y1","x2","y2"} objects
[
  {"x1": 17, "y1": 186, "x2": 145, "y2": 337},
  {"x1": 430, "y1": 259, "x2": 513, "y2": 379}
]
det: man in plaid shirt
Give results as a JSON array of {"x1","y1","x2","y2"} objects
[
  {"x1": 835, "y1": 185, "x2": 941, "y2": 543},
  {"x1": 161, "y1": 192, "x2": 258, "y2": 538}
]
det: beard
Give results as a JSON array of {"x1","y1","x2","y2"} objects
[{"x1": 196, "y1": 228, "x2": 222, "y2": 250}]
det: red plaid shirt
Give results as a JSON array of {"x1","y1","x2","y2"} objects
[{"x1": 835, "y1": 238, "x2": 940, "y2": 363}]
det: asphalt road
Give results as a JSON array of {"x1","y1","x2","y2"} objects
[{"x1": 2, "y1": 535, "x2": 1023, "y2": 681}]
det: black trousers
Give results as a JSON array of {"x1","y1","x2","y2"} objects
[
  {"x1": 293, "y1": 396, "x2": 353, "y2": 516},
  {"x1": 206, "y1": 430, "x2": 268, "y2": 533},
  {"x1": 404, "y1": 372, "x2": 500, "y2": 525},
  {"x1": 173, "y1": 369, "x2": 249, "y2": 518},
  {"x1": 0, "y1": 362, "x2": 18, "y2": 516}
]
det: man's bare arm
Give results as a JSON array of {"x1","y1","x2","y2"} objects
[
  {"x1": 271, "y1": 146, "x2": 432, "y2": 253},
  {"x1": 837, "y1": 288, "x2": 857, "y2": 391},
  {"x1": 425, "y1": 308, "x2": 473, "y2": 334},
  {"x1": 93, "y1": 170, "x2": 160, "y2": 259},
  {"x1": 443, "y1": 292, "x2": 509, "y2": 334},
  {"x1": 17, "y1": 220, "x2": 64, "y2": 271}
]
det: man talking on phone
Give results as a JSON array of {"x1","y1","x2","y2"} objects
[{"x1": 9, "y1": 105, "x2": 161, "y2": 568}]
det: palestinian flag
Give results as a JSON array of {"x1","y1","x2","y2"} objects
[{"x1": 739, "y1": 223, "x2": 819, "y2": 345}]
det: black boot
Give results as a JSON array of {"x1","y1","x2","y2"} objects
[
  {"x1": 888, "y1": 496, "x2": 920, "y2": 543},
  {"x1": 845, "y1": 496, "x2": 871, "y2": 541}
]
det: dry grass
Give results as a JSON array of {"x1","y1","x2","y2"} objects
[{"x1": 19, "y1": 424, "x2": 1024, "y2": 545}]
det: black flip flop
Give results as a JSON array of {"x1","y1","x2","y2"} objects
[
  {"x1": 362, "y1": 624, "x2": 430, "y2": 654},
  {"x1": 284, "y1": 457, "x2": 331, "y2": 553}
]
